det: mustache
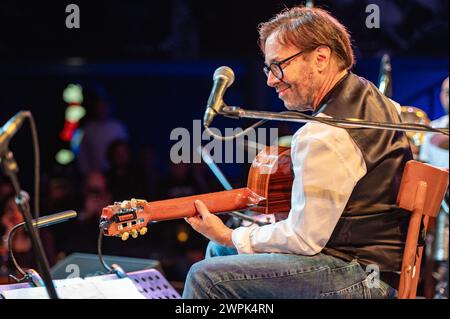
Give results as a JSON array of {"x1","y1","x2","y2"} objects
[{"x1": 275, "y1": 80, "x2": 291, "y2": 92}]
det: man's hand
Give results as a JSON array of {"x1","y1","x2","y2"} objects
[
  {"x1": 185, "y1": 200, "x2": 234, "y2": 247},
  {"x1": 431, "y1": 134, "x2": 449, "y2": 150}
]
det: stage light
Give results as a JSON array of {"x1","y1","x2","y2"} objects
[
  {"x1": 59, "y1": 121, "x2": 78, "y2": 142},
  {"x1": 63, "y1": 84, "x2": 83, "y2": 104},
  {"x1": 177, "y1": 229, "x2": 189, "y2": 243},
  {"x1": 70, "y1": 129, "x2": 84, "y2": 155},
  {"x1": 56, "y1": 149, "x2": 75, "y2": 165},
  {"x1": 56, "y1": 83, "x2": 86, "y2": 165},
  {"x1": 65, "y1": 105, "x2": 86, "y2": 123}
]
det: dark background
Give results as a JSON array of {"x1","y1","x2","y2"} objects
[
  {"x1": 0, "y1": 0, "x2": 448, "y2": 59},
  {"x1": 1, "y1": 0, "x2": 448, "y2": 176}
]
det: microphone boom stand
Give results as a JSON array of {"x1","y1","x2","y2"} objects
[
  {"x1": 0, "y1": 149, "x2": 58, "y2": 299},
  {"x1": 221, "y1": 105, "x2": 449, "y2": 136}
]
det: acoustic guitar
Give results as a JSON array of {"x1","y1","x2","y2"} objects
[{"x1": 100, "y1": 146, "x2": 293, "y2": 240}]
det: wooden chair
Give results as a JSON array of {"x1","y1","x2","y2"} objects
[{"x1": 397, "y1": 160, "x2": 449, "y2": 299}]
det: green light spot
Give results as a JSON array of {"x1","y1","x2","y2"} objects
[
  {"x1": 66, "y1": 105, "x2": 86, "y2": 122},
  {"x1": 56, "y1": 149, "x2": 74, "y2": 165},
  {"x1": 63, "y1": 84, "x2": 83, "y2": 104}
]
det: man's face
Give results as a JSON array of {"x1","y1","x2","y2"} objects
[{"x1": 264, "y1": 33, "x2": 320, "y2": 111}]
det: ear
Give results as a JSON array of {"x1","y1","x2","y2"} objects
[{"x1": 314, "y1": 45, "x2": 332, "y2": 72}]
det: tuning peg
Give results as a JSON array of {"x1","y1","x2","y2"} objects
[
  {"x1": 121, "y1": 232, "x2": 130, "y2": 241},
  {"x1": 131, "y1": 229, "x2": 138, "y2": 238},
  {"x1": 139, "y1": 227, "x2": 148, "y2": 236}
]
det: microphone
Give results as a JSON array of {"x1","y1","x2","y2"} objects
[
  {"x1": 0, "y1": 111, "x2": 30, "y2": 154},
  {"x1": 8, "y1": 210, "x2": 77, "y2": 234},
  {"x1": 29, "y1": 210, "x2": 77, "y2": 229},
  {"x1": 203, "y1": 66, "x2": 235, "y2": 127},
  {"x1": 7, "y1": 210, "x2": 77, "y2": 286}
]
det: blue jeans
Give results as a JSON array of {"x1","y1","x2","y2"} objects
[{"x1": 182, "y1": 241, "x2": 397, "y2": 299}]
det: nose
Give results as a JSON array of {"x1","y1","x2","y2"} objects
[{"x1": 266, "y1": 70, "x2": 280, "y2": 88}]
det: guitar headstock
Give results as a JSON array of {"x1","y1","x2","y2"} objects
[{"x1": 100, "y1": 199, "x2": 149, "y2": 240}]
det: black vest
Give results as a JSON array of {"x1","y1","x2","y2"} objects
[{"x1": 317, "y1": 72, "x2": 413, "y2": 272}]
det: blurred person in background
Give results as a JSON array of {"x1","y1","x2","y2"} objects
[
  {"x1": 77, "y1": 86, "x2": 128, "y2": 175},
  {"x1": 52, "y1": 171, "x2": 112, "y2": 256},
  {"x1": 41, "y1": 176, "x2": 78, "y2": 215},
  {"x1": 104, "y1": 139, "x2": 146, "y2": 202},
  {"x1": 420, "y1": 76, "x2": 449, "y2": 168},
  {"x1": 0, "y1": 177, "x2": 14, "y2": 204},
  {"x1": 137, "y1": 144, "x2": 160, "y2": 201}
]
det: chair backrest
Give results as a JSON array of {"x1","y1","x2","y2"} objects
[{"x1": 397, "y1": 160, "x2": 449, "y2": 299}]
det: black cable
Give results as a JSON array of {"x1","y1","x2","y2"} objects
[
  {"x1": 204, "y1": 119, "x2": 268, "y2": 141},
  {"x1": 7, "y1": 224, "x2": 27, "y2": 278},
  {"x1": 97, "y1": 230, "x2": 112, "y2": 272}
]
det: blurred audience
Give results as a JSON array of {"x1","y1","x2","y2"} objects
[
  {"x1": 77, "y1": 86, "x2": 128, "y2": 175},
  {"x1": 151, "y1": 160, "x2": 225, "y2": 281},
  {"x1": 0, "y1": 195, "x2": 55, "y2": 282},
  {"x1": 104, "y1": 139, "x2": 146, "y2": 202},
  {"x1": 137, "y1": 144, "x2": 160, "y2": 201},
  {"x1": 158, "y1": 162, "x2": 208, "y2": 199},
  {"x1": 41, "y1": 175, "x2": 78, "y2": 214},
  {"x1": 0, "y1": 177, "x2": 14, "y2": 204},
  {"x1": 51, "y1": 171, "x2": 112, "y2": 256}
]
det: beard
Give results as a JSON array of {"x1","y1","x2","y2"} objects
[
  {"x1": 282, "y1": 70, "x2": 318, "y2": 112},
  {"x1": 283, "y1": 86, "x2": 315, "y2": 111}
]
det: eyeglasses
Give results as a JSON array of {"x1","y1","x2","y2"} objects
[{"x1": 263, "y1": 50, "x2": 307, "y2": 80}]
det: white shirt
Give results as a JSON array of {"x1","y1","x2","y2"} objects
[
  {"x1": 419, "y1": 115, "x2": 449, "y2": 169},
  {"x1": 231, "y1": 113, "x2": 367, "y2": 255}
]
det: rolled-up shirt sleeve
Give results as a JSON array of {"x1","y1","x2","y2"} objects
[{"x1": 232, "y1": 120, "x2": 367, "y2": 255}]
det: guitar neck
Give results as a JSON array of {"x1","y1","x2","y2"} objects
[
  {"x1": 100, "y1": 145, "x2": 293, "y2": 238},
  {"x1": 144, "y1": 187, "x2": 265, "y2": 222}
]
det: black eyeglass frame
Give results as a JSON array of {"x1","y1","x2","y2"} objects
[{"x1": 263, "y1": 49, "x2": 307, "y2": 80}]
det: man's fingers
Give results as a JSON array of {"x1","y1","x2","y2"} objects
[
  {"x1": 194, "y1": 200, "x2": 210, "y2": 218},
  {"x1": 185, "y1": 216, "x2": 199, "y2": 229},
  {"x1": 185, "y1": 201, "x2": 210, "y2": 232}
]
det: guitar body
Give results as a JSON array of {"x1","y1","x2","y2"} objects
[
  {"x1": 101, "y1": 146, "x2": 293, "y2": 239},
  {"x1": 247, "y1": 146, "x2": 293, "y2": 214}
]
